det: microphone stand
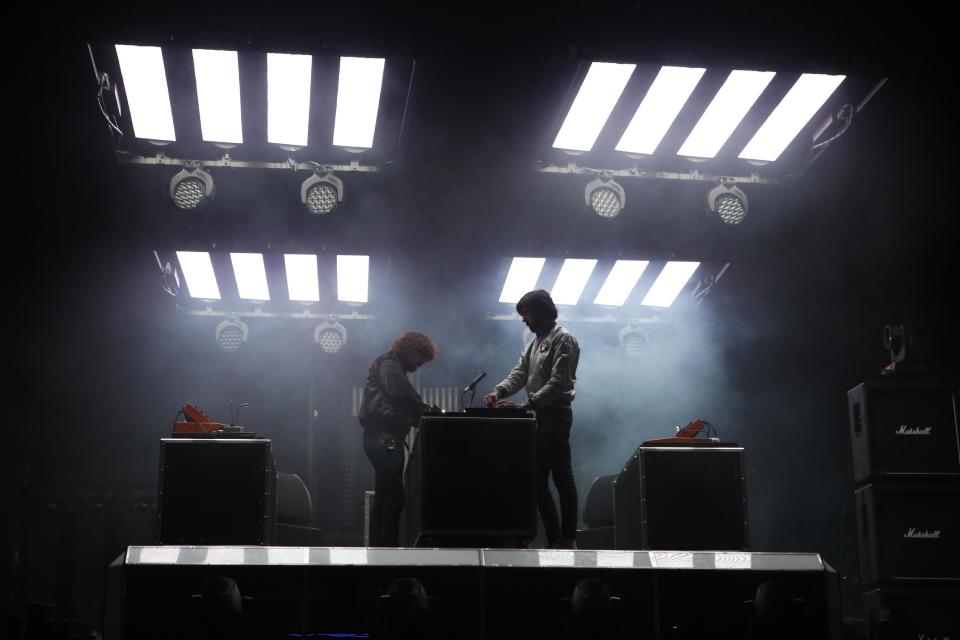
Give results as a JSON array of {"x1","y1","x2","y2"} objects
[
  {"x1": 461, "y1": 372, "x2": 486, "y2": 410},
  {"x1": 461, "y1": 387, "x2": 477, "y2": 410}
]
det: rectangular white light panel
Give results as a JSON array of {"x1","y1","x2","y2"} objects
[
  {"x1": 499, "y1": 258, "x2": 546, "y2": 304},
  {"x1": 229, "y1": 253, "x2": 270, "y2": 301},
  {"x1": 677, "y1": 70, "x2": 776, "y2": 158},
  {"x1": 268, "y1": 53, "x2": 313, "y2": 147},
  {"x1": 538, "y1": 551, "x2": 576, "y2": 567},
  {"x1": 337, "y1": 255, "x2": 369, "y2": 303},
  {"x1": 593, "y1": 260, "x2": 649, "y2": 306},
  {"x1": 176, "y1": 251, "x2": 221, "y2": 300},
  {"x1": 266, "y1": 547, "x2": 310, "y2": 565},
  {"x1": 651, "y1": 551, "x2": 695, "y2": 569},
  {"x1": 333, "y1": 57, "x2": 385, "y2": 149},
  {"x1": 329, "y1": 548, "x2": 369, "y2": 565},
  {"x1": 551, "y1": 259, "x2": 598, "y2": 305},
  {"x1": 641, "y1": 261, "x2": 700, "y2": 308},
  {"x1": 284, "y1": 254, "x2": 320, "y2": 302},
  {"x1": 115, "y1": 44, "x2": 176, "y2": 141},
  {"x1": 192, "y1": 49, "x2": 244, "y2": 144},
  {"x1": 137, "y1": 547, "x2": 182, "y2": 564},
  {"x1": 739, "y1": 73, "x2": 846, "y2": 162},
  {"x1": 597, "y1": 550, "x2": 635, "y2": 568},
  {"x1": 714, "y1": 552, "x2": 753, "y2": 569},
  {"x1": 553, "y1": 62, "x2": 636, "y2": 152},
  {"x1": 203, "y1": 548, "x2": 245, "y2": 565},
  {"x1": 616, "y1": 66, "x2": 706, "y2": 155}
]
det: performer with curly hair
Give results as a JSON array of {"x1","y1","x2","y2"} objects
[{"x1": 358, "y1": 331, "x2": 438, "y2": 546}]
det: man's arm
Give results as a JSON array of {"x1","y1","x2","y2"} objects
[
  {"x1": 379, "y1": 357, "x2": 429, "y2": 412},
  {"x1": 492, "y1": 345, "x2": 531, "y2": 400},
  {"x1": 528, "y1": 335, "x2": 578, "y2": 408}
]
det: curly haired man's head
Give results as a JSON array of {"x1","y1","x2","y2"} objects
[{"x1": 391, "y1": 331, "x2": 437, "y2": 372}]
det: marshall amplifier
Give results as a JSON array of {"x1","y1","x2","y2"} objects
[
  {"x1": 855, "y1": 483, "x2": 960, "y2": 587},
  {"x1": 848, "y1": 382, "x2": 960, "y2": 484},
  {"x1": 614, "y1": 444, "x2": 748, "y2": 550},
  {"x1": 863, "y1": 588, "x2": 960, "y2": 639}
]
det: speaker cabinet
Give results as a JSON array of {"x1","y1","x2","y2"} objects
[
  {"x1": 159, "y1": 438, "x2": 276, "y2": 545},
  {"x1": 615, "y1": 445, "x2": 747, "y2": 550}
]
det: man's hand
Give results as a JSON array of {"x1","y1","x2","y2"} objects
[{"x1": 483, "y1": 392, "x2": 499, "y2": 408}]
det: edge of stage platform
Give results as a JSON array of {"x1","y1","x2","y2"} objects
[{"x1": 123, "y1": 546, "x2": 829, "y2": 572}]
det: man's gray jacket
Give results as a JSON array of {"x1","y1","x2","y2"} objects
[{"x1": 493, "y1": 324, "x2": 579, "y2": 408}]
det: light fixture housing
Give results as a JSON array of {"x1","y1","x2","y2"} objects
[
  {"x1": 215, "y1": 317, "x2": 248, "y2": 353},
  {"x1": 314, "y1": 320, "x2": 348, "y2": 353},
  {"x1": 584, "y1": 175, "x2": 626, "y2": 218},
  {"x1": 707, "y1": 179, "x2": 748, "y2": 225},
  {"x1": 618, "y1": 323, "x2": 649, "y2": 359},
  {"x1": 170, "y1": 164, "x2": 215, "y2": 211},
  {"x1": 300, "y1": 172, "x2": 344, "y2": 216}
]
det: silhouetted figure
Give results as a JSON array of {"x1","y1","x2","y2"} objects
[
  {"x1": 359, "y1": 332, "x2": 438, "y2": 546},
  {"x1": 486, "y1": 290, "x2": 581, "y2": 548}
]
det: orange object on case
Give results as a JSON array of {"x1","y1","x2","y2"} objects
[
  {"x1": 182, "y1": 403, "x2": 214, "y2": 423},
  {"x1": 675, "y1": 419, "x2": 709, "y2": 438},
  {"x1": 643, "y1": 419, "x2": 713, "y2": 444},
  {"x1": 173, "y1": 403, "x2": 232, "y2": 433}
]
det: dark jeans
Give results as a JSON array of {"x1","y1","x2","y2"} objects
[
  {"x1": 535, "y1": 406, "x2": 578, "y2": 543},
  {"x1": 363, "y1": 432, "x2": 406, "y2": 546}
]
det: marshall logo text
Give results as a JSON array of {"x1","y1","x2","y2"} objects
[
  {"x1": 904, "y1": 528, "x2": 942, "y2": 539},
  {"x1": 895, "y1": 425, "x2": 933, "y2": 436}
]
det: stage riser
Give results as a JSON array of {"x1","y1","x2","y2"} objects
[{"x1": 107, "y1": 547, "x2": 842, "y2": 640}]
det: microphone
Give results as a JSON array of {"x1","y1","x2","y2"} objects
[{"x1": 463, "y1": 372, "x2": 487, "y2": 393}]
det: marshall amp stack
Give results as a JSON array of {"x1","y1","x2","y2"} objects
[{"x1": 848, "y1": 369, "x2": 960, "y2": 638}]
